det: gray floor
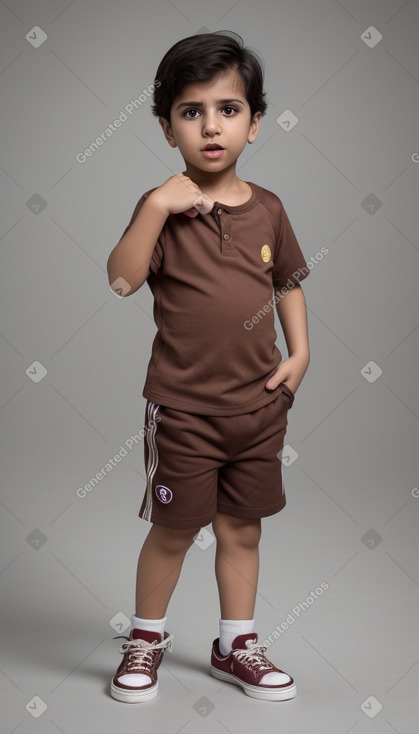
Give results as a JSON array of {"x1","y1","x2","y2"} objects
[
  {"x1": 2, "y1": 484, "x2": 419, "y2": 734},
  {"x1": 1, "y1": 0, "x2": 419, "y2": 732}
]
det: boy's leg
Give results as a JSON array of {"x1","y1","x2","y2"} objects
[
  {"x1": 212, "y1": 512, "x2": 261, "y2": 619},
  {"x1": 135, "y1": 523, "x2": 200, "y2": 618},
  {"x1": 210, "y1": 511, "x2": 296, "y2": 700},
  {"x1": 111, "y1": 522, "x2": 199, "y2": 703},
  {"x1": 212, "y1": 389, "x2": 292, "y2": 619}
]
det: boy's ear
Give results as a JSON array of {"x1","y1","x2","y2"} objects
[
  {"x1": 159, "y1": 117, "x2": 177, "y2": 148},
  {"x1": 247, "y1": 111, "x2": 263, "y2": 144}
]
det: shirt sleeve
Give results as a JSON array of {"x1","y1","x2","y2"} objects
[
  {"x1": 119, "y1": 189, "x2": 163, "y2": 275},
  {"x1": 271, "y1": 200, "x2": 310, "y2": 289}
]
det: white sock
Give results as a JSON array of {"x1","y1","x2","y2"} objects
[
  {"x1": 219, "y1": 619, "x2": 254, "y2": 656},
  {"x1": 131, "y1": 614, "x2": 166, "y2": 638}
]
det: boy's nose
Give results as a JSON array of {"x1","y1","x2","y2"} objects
[{"x1": 202, "y1": 114, "x2": 221, "y2": 135}]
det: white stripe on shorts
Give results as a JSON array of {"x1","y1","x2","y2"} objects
[{"x1": 141, "y1": 401, "x2": 160, "y2": 522}]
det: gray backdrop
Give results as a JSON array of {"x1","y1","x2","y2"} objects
[{"x1": 1, "y1": 0, "x2": 418, "y2": 732}]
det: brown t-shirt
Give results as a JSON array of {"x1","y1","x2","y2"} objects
[{"x1": 120, "y1": 181, "x2": 309, "y2": 416}]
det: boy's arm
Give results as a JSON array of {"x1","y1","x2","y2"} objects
[
  {"x1": 107, "y1": 173, "x2": 208, "y2": 295},
  {"x1": 107, "y1": 194, "x2": 168, "y2": 296},
  {"x1": 265, "y1": 284, "x2": 310, "y2": 396}
]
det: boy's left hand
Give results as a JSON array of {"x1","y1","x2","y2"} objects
[{"x1": 265, "y1": 354, "x2": 309, "y2": 396}]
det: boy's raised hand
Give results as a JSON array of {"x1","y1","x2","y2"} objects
[
  {"x1": 151, "y1": 173, "x2": 214, "y2": 218},
  {"x1": 183, "y1": 193, "x2": 214, "y2": 218}
]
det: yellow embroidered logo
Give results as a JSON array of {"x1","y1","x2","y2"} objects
[{"x1": 261, "y1": 244, "x2": 271, "y2": 263}]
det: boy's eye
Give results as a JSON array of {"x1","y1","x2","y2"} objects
[
  {"x1": 184, "y1": 109, "x2": 200, "y2": 118},
  {"x1": 183, "y1": 106, "x2": 239, "y2": 119}
]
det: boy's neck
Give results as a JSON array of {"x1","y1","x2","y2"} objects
[{"x1": 182, "y1": 164, "x2": 249, "y2": 204}]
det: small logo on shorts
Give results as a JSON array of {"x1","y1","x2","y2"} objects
[{"x1": 155, "y1": 485, "x2": 173, "y2": 504}]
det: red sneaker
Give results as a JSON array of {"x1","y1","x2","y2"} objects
[
  {"x1": 210, "y1": 633, "x2": 296, "y2": 701},
  {"x1": 110, "y1": 628, "x2": 173, "y2": 703}
]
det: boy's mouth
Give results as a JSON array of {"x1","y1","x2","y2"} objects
[{"x1": 201, "y1": 143, "x2": 225, "y2": 159}]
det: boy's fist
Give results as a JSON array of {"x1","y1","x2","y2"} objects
[
  {"x1": 184, "y1": 193, "x2": 214, "y2": 218},
  {"x1": 151, "y1": 173, "x2": 213, "y2": 217}
]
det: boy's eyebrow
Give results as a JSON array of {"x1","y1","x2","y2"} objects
[{"x1": 175, "y1": 98, "x2": 245, "y2": 110}]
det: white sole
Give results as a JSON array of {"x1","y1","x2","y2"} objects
[
  {"x1": 110, "y1": 680, "x2": 158, "y2": 703},
  {"x1": 210, "y1": 666, "x2": 297, "y2": 701}
]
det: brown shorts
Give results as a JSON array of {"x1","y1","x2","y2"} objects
[{"x1": 138, "y1": 383, "x2": 295, "y2": 529}]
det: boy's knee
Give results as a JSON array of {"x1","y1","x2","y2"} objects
[
  {"x1": 212, "y1": 514, "x2": 261, "y2": 548},
  {"x1": 151, "y1": 523, "x2": 200, "y2": 553},
  {"x1": 235, "y1": 521, "x2": 261, "y2": 549}
]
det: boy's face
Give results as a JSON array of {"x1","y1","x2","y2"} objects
[{"x1": 159, "y1": 67, "x2": 262, "y2": 175}]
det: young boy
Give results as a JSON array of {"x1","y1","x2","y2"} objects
[{"x1": 107, "y1": 30, "x2": 310, "y2": 703}]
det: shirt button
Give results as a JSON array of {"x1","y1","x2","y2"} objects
[
  {"x1": 217, "y1": 208, "x2": 222, "y2": 215},
  {"x1": 223, "y1": 233, "x2": 230, "y2": 241}
]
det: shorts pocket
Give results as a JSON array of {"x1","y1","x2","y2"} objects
[{"x1": 279, "y1": 382, "x2": 295, "y2": 404}]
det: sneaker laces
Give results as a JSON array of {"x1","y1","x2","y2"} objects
[
  {"x1": 113, "y1": 634, "x2": 174, "y2": 673},
  {"x1": 232, "y1": 640, "x2": 274, "y2": 673}
]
